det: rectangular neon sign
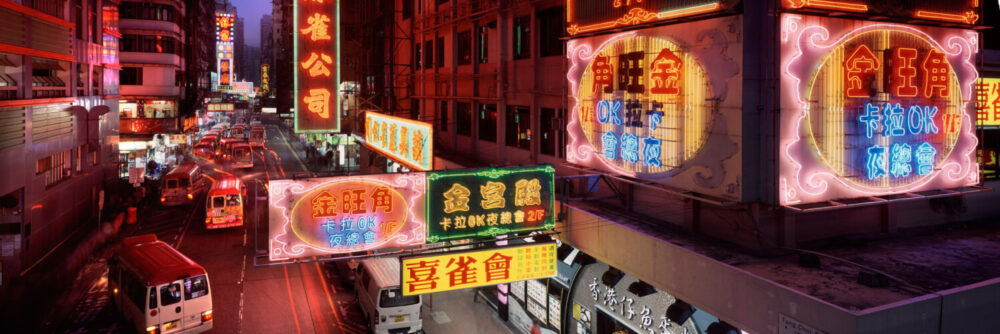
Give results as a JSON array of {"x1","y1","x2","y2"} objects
[
  {"x1": 364, "y1": 111, "x2": 433, "y2": 171},
  {"x1": 216, "y1": 12, "x2": 234, "y2": 87},
  {"x1": 782, "y1": 0, "x2": 980, "y2": 25},
  {"x1": 294, "y1": 0, "x2": 340, "y2": 133},
  {"x1": 401, "y1": 242, "x2": 557, "y2": 296},
  {"x1": 206, "y1": 103, "x2": 234, "y2": 112},
  {"x1": 566, "y1": 0, "x2": 725, "y2": 36},
  {"x1": 425, "y1": 165, "x2": 555, "y2": 243},
  {"x1": 268, "y1": 173, "x2": 427, "y2": 261},
  {"x1": 977, "y1": 78, "x2": 1000, "y2": 127},
  {"x1": 261, "y1": 64, "x2": 270, "y2": 95}
]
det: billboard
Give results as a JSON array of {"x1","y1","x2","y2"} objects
[
  {"x1": 294, "y1": 0, "x2": 340, "y2": 133},
  {"x1": 206, "y1": 103, "x2": 234, "y2": 112},
  {"x1": 567, "y1": 16, "x2": 743, "y2": 201},
  {"x1": 268, "y1": 173, "x2": 427, "y2": 261},
  {"x1": 216, "y1": 12, "x2": 234, "y2": 89},
  {"x1": 977, "y1": 78, "x2": 1000, "y2": 127},
  {"x1": 779, "y1": 15, "x2": 979, "y2": 205},
  {"x1": 364, "y1": 111, "x2": 433, "y2": 171},
  {"x1": 425, "y1": 165, "x2": 555, "y2": 243},
  {"x1": 401, "y1": 242, "x2": 557, "y2": 296},
  {"x1": 565, "y1": 0, "x2": 731, "y2": 36}
]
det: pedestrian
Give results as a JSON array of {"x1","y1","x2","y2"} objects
[{"x1": 325, "y1": 150, "x2": 334, "y2": 171}]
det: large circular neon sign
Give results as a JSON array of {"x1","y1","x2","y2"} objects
[{"x1": 289, "y1": 179, "x2": 410, "y2": 253}]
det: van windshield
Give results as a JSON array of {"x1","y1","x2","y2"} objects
[
  {"x1": 166, "y1": 179, "x2": 178, "y2": 189},
  {"x1": 379, "y1": 287, "x2": 419, "y2": 308}
]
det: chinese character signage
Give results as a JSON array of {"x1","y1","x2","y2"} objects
[
  {"x1": 261, "y1": 64, "x2": 270, "y2": 96},
  {"x1": 216, "y1": 12, "x2": 234, "y2": 89},
  {"x1": 401, "y1": 242, "x2": 557, "y2": 296},
  {"x1": 782, "y1": 0, "x2": 979, "y2": 25},
  {"x1": 567, "y1": 17, "x2": 743, "y2": 201},
  {"x1": 268, "y1": 173, "x2": 426, "y2": 261},
  {"x1": 206, "y1": 103, "x2": 234, "y2": 113},
  {"x1": 364, "y1": 111, "x2": 433, "y2": 171},
  {"x1": 425, "y1": 165, "x2": 555, "y2": 243},
  {"x1": 294, "y1": 0, "x2": 340, "y2": 133},
  {"x1": 565, "y1": 0, "x2": 730, "y2": 36},
  {"x1": 977, "y1": 78, "x2": 1000, "y2": 127},
  {"x1": 779, "y1": 15, "x2": 979, "y2": 205}
]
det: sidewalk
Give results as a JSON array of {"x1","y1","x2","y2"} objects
[{"x1": 421, "y1": 288, "x2": 517, "y2": 334}]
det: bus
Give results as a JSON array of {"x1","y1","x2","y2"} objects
[
  {"x1": 218, "y1": 137, "x2": 241, "y2": 160},
  {"x1": 193, "y1": 142, "x2": 214, "y2": 160},
  {"x1": 205, "y1": 176, "x2": 245, "y2": 229},
  {"x1": 109, "y1": 234, "x2": 213, "y2": 334},
  {"x1": 229, "y1": 124, "x2": 247, "y2": 141},
  {"x1": 161, "y1": 163, "x2": 204, "y2": 206},
  {"x1": 248, "y1": 125, "x2": 265, "y2": 148},
  {"x1": 231, "y1": 142, "x2": 253, "y2": 169}
]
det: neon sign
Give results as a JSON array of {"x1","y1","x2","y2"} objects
[
  {"x1": 567, "y1": 17, "x2": 743, "y2": 200},
  {"x1": 261, "y1": 64, "x2": 270, "y2": 95},
  {"x1": 782, "y1": 0, "x2": 980, "y2": 25},
  {"x1": 779, "y1": 15, "x2": 979, "y2": 205},
  {"x1": 401, "y1": 242, "x2": 557, "y2": 296},
  {"x1": 216, "y1": 12, "x2": 234, "y2": 89},
  {"x1": 976, "y1": 78, "x2": 1000, "y2": 127},
  {"x1": 268, "y1": 173, "x2": 426, "y2": 261},
  {"x1": 294, "y1": 0, "x2": 340, "y2": 133},
  {"x1": 364, "y1": 111, "x2": 433, "y2": 171},
  {"x1": 565, "y1": 0, "x2": 726, "y2": 36},
  {"x1": 425, "y1": 165, "x2": 555, "y2": 243}
]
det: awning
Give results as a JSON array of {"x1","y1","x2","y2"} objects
[
  {"x1": 0, "y1": 55, "x2": 16, "y2": 67},
  {"x1": 31, "y1": 59, "x2": 66, "y2": 71}
]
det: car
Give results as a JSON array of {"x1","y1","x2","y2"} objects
[{"x1": 323, "y1": 260, "x2": 358, "y2": 289}]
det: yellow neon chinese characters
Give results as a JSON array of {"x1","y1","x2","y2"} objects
[
  {"x1": 303, "y1": 88, "x2": 331, "y2": 119},
  {"x1": 300, "y1": 13, "x2": 332, "y2": 41},
  {"x1": 300, "y1": 52, "x2": 333, "y2": 77},
  {"x1": 514, "y1": 178, "x2": 542, "y2": 206},
  {"x1": 479, "y1": 181, "x2": 506, "y2": 209},
  {"x1": 442, "y1": 183, "x2": 471, "y2": 214},
  {"x1": 411, "y1": 130, "x2": 424, "y2": 162}
]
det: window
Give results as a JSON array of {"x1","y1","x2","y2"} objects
[
  {"x1": 540, "y1": 108, "x2": 564, "y2": 157},
  {"x1": 439, "y1": 101, "x2": 448, "y2": 131},
  {"x1": 513, "y1": 16, "x2": 530, "y2": 60},
  {"x1": 478, "y1": 24, "x2": 491, "y2": 64},
  {"x1": 212, "y1": 196, "x2": 225, "y2": 208},
  {"x1": 537, "y1": 7, "x2": 565, "y2": 58},
  {"x1": 160, "y1": 283, "x2": 182, "y2": 306},
  {"x1": 91, "y1": 0, "x2": 100, "y2": 43},
  {"x1": 457, "y1": 102, "x2": 472, "y2": 136},
  {"x1": 37, "y1": 150, "x2": 71, "y2": 188},
  {"x1": 184, "y1": 275, "x2": 209, "y2": 300},
  {"x1": 380, "y1": 287, "x2": 420, "y2": 307},
  {"x1": 414, "y1": 43, "x2": 422, "y2": 70},
  {"x1": 120, "y1": 2, "x2": 179, "y2": 23},
  {"x1": 148, "y1": 287, "x2": 157, "y2": 309},
  {"x1": 121, "y1": 67, "x2": 142, "y2": 85},
  {"x1": 424, "y1": 40, "x2": 433, "y2": 69},
  {"x1": 436, "y1": 36, "x2": 445, "y2": 68},
  {"x1": 506, "y1": 106, "x2": 531, "y2": 149},
  {"x1": 457, "y1": 31, "x2": 472, "y2": 65},
  {"x1": 478, "y1": 104, "x2": 497, "y2": 142},
  {"x1": 121, "y1": 34, "x2": 180, "y2": 54},
  {"x1": 436, "y1": 0, "x2": 449, "y2": 5},
  {"x1": 75, "y1": 1, "x2": 84, "y2": 40},
  {"x1": 166, "y1": 179, "x2": 178, "y2": 189}
]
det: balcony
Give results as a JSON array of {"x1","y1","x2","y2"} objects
[
  {"x1": 119, "y1": 52, "x2": 182, "y2": 67},
  {"x1": 119, "y1": 19, "x2": 181, "y2": 36}
]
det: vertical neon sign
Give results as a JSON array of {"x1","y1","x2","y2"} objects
[
  {"x1": 294, "y1": 0, "x2": 341, "y2": 133},
  {"x1": 216, "y1": 12, "x2": 234, "y2": 89}
]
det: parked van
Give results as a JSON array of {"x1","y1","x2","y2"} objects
[{"x1": 354, "y1": 258, "x2": 423, "y2": 334}]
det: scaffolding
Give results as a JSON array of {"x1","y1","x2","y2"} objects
[{"x1": 360, "y1": 0, "x2": 414, "y2": 118}]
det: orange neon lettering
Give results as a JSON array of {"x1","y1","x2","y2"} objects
[
  {"x1": 310, "y1": 191, "x2": 338, "y2": 218},
  {"x1": 300, "y1": 52, "x2": 333, "y2": 77},
  {"x1": 891, "y1": 48, "x2": 919, "y2": 98},
  {"x1": 370, "y1": 187, "x2": 393, "y2": 214},
  {"x1": 341, "y1": 188, "x2": 366, "y2": 214},
  {"x1": 300, "y1": 13, "x2": 332, "y2": 41},
  {"x1": 650, "y1": 48, "x2": 682, "y2": 96},
  {"x1": 844, "y1": 44, "x2": 879, "y2": 98},
  {"x1": 914, "y1": 10, "x2": 978, "y2": 24},
  {"x1": 303, "y1": 88, "x2": 331, "y2": 119},
  {"x1": 922, "y1": 49, "x2": 950, "y2": 99},
  {"x1": 592, "y1": 55, "x2": 614, "y2": 94}
]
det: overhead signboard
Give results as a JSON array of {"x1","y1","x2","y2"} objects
[
  {"x1": 261, "y1": 64, "x2": 270, "y2": 95},
  {"x1": 206, "y1": 103, "x2": 234, "y2": 113},
  {"x1": 782, "y1": 0, "x2": 980, "y2": 25},
  {"x1": 977, "y1": 78, "x2": 1000, "y2": 127},
  {"x1": 294, "y1": 0, "x2": 340, "y2": 133},
  {"x1": 565, "y1": 0, "x2": 731, "y2": 36},
  {"x1": 425, "y1": 165, "x2": 555, "y2": 243},
  {"x1": 779, "y1": 15, "x2": 979, "y2": 205},
  {"x1": 567, "y1": 16, "x2": 743, "y2": 201},
  {"x1": 364, "y1": 111, "x2": 433, "y2": 171},
  {"x1": 216, "y1": 12, "x2": 234, "y2": 89},
  {"x1": 401, "y1": 242, "x2": 557, "y2": 296},
  {"x1": 268, "y1": 173, "x2": 427, "y2": 261}
]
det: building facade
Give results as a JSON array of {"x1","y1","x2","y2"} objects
[
  {"x1": 0, "y1": 0, "x2": 120, "y2": 289},
  {"x1": 365, "y1": 0, "x2": 1000, "y2": 333}
]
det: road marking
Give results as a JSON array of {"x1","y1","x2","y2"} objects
[
  {"x1": 272, "y1": 124, "x2": 310, "y2": 174},
  {"x1": 173, "y1": 193, "x2": 202, "y2": 248},
  {"x1": 283, "y1": 266, "x2": 303, "y2": 334},
  {"x1": 238, "y1": 253, "x2": 247, "y2": 334}
]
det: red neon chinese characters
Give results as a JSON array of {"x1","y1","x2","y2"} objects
[
  {"x1": 891, "y1": 48, "x2": 918, "y2": 98},
  {"x1": 617, "y1": 51, "x2": 645, "y2": 94},
  {"x1": 592, "y1": 55, "x2": 614, "y2": 94},
  {"x1": 303, "y1": 88, "x2": 330, "y2": 118},
  {"x1": 370, "y1": 187, "x2": 393, "y2": 213},
  {"x1": 942, "y1": 113, "x2": 962, "y2": 134},
  {"x1": 922, "y1": 49, "x2": 950, "y2": 99},
  {"x1": 650, "y1": 48, "x2": 682, "y2": 96},
  {"x1": 446, "y1": 256, "x2": 477, "y2": 286},
  {"x1": 844, "y1": 44, "x2": 879, "y2": 98},
  {"x1": 300, "y1": 13, "x2": 331, "y2": 41},
  {"x1": 301, "y1": 52, "x2": 333, "y2": 77},
  {"x1": 341, "y1": 188, "x2": 366, "y2": 214},
  {"x1": 484, "y1": 252, "x2": 512, "y2": 282},
  {"x1": 311, "y1": 191, "x2": 337, "y2": 217},
  {"x1": 405, "y1": 260, "x2": 439, "y2": 293}
]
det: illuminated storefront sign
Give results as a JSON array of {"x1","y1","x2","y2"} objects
[
  {"x1": 364, "y1": 111, "x2": 433, "y2": 171},
  {"x1": 294, "y1": 0, "x2": 340, "y2": 133},
  {"x1": 977, "y1": 78, "x2": 1000, "y2": 127},
  {"x1": 425, "y1": 165, "x2": 555, "y2": 243},
  {"x1": 565, "y1": 0, "x2": 729, "y2": 36},
  {"x1": 268, "y1": 173, "x2": 427, "y2": 261},
  {"x1": 567, "y1": 17, "x2": 743, "y2": 201},
  {"x1": 401, "y1": 242, "x2": 557, "y2": 296},
  {"x1": 216, "y1": 12, "x2": 234, "y2": 89},
  {"x1": 782, "y1": 1, "x2": 980, "y2": 25},
  {"x1": 207, "y1": 103, "x2": 234, "y2": 112},
  {"x1": 779, "y1": 15, "x2": 979, "y2": 205},
  {"x1": 261, "y1": 64, "x2": 270, "y2": 95},
  {"x1": 231, "y1": 81, "x2": 254, "y2": 95}
]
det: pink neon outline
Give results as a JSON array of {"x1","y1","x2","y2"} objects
[
  {"x1": 780, "y1": 20, "x2": 979, "y2": 205},
  {"x1": 566, "y1": 31, "x2": 639, "y2": 177},
  {"x1": 269, "y1": 175, "x2": 427, "y2": 261}
]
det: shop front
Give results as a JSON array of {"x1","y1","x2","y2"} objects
[{"x1": 117, "y1": 133, "x2": 192, "y2": 180}]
